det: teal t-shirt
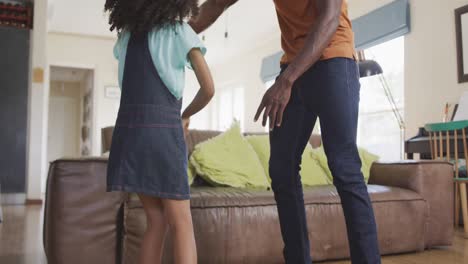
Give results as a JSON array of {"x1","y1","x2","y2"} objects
[{"x1": 113, "y1": 22, "x2": 207, "y2": 100}]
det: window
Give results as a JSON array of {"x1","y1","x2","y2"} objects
[
  {"x1": 213, "y1": 86, "x2": 245, "y2": 131},
  {"x1": 358, "y1": 37, "x2": 405, "y2": 161}
]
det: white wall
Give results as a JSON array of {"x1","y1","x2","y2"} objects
[
  {"x1": 47, "y1": 82, "x2": 82, "y2": 164},
  {"x1": 349, "y1": 0, "x2": 468, "y2": 138},
  {"x1": 47, "y1": 0, "x2": 112, "y2": 38},
  {"x1": 47, "y1": 33, "x2": 120, "y2": 155},
  {"x1": 213, "y1": 35, "x2": 282, "y2": 132},
  {"x1": 404, "y1": 0, "x2": 468, "y2": 138},
  {"x1": 348, "y1": 0, "x2": 395, "y2": 18},
  {"x1": 27, "y1": 0, "x2": 468, "y2": 200},
  {"x1": 27, "y1": 0, "x2": 49, "y2": 200},
  {"x1": 193, "y1": 0, "x2": 468, "y2": 137},
  {"x1": 183, "y1": 33, "x2": 282, "y2": 132}
]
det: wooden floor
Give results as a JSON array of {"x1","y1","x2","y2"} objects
[
  {"x1": 0, "y1": 205, "x2": 47, "y2": 264},
  {"x1": 0, "y1": 205, "x2": 467, "y2": 264}
]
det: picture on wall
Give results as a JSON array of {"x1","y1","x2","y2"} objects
[{"x1": 456, "y1": 4, "x2": 468, "y2": 83}]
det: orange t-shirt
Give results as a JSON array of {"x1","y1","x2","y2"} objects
[{"x1": 274, "y1": 0, "x2": 355, "y2": 64}]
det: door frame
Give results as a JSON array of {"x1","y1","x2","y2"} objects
[
  {"x1": 48, "y1": 63, "x2": 96, "y2": 153},
  {"x1": 42, "y1": 64, "x2": 96, "y2": 193}
]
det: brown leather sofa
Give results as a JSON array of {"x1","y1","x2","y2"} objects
[{"x1": 43, "y1": 129, "x2": 454, "y2": 264}]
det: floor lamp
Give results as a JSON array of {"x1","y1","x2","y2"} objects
[{"x1": 358, "y1": 60, "x2": 406, "y2": 159}]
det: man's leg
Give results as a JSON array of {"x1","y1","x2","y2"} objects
[
  {"x1": 314, "y1": 58, "x2": 381, "y2": 264},
  {"x1": 269, "y1": 84, "x2": 317, "y2": 264}
]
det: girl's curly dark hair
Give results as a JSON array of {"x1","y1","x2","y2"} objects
[{"x1": 105, "y1": 0, "x2": 199, "y2": 33}]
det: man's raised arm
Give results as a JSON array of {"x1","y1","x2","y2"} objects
[
  {"x1": 189, "y1": 0, "x2": 238, "y2": 34},
  {"x1": 280, "y1": 0, "x2": 343, "y2": 84},
  {"x1": 255, "y1": 0, "x2": 344, "y2": 129}
]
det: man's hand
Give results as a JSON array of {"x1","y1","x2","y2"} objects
[
  {"x1": 182, "y1": 117, "x2": 191, "y2": 139},
  {"x1": 189, "y1": 0, "x2": 239, "y2": 34},
  {"x1": 254, "y1": 76, "x2": 293, "y2": 130}
]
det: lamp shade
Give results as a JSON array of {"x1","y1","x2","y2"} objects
[{"x1": 358, "y1": 60, "x2": 383, "y2": 78}]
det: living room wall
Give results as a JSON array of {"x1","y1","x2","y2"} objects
[
  {"x1": 350, "y1": 0, "x2": 468, "y2": 138},
  {"x1": 182, "y1": 31, "x2": 281, "y2": 132},
  {"x1": 405, "y1": 0, "x2": 468, "y2": 137},
  {"x1": 43, "y1": 0, "x2": 468, "y2": 147},
  {"x1": 47, "y1": 32, "x2": 120, "y2": 156},
  {"x1": 26, "y1": 0, "x2": 468, "y2": 200},
  {"x1": 198, "y1": 0, "x2": 468, "y2": 139}
]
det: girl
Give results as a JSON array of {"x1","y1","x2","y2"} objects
[{"x1": 104, "y1": 1, "x2": 214, "y2": 263}]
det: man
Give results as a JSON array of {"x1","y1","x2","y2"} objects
[{"x1": 190, "y1": 1, "x2": 381, "y2": 263}]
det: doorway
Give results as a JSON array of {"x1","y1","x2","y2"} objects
[{"x1": 45, "y1": 66, "x2": 94, "y2": 192}]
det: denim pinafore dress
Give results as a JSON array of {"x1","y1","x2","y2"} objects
[{"x1": 106, "y1": 32, "x2": 189, "y2": 200}]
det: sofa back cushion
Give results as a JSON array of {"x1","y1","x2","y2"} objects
[
  {"x1": 44, "y1": 158, "x2": 127, "y2": 264},
  {"x1": 190, "y1": 123, "x2": 270, "y2": 188},
  {"x1": 124, "y1": 184, "x2": 427, "y2": 263},
  {"x1": 245, "y1": 135, "x2": 330, "y2": 186},
  {"x1": 311, "y1": 146, "x2": 379, "y2": 183},
  {"x1": 186, "y1": 130, "x2": 223, "y2": 155},
  {"x1": 101, "y1": 127, "x2": 323, "y2": 156}
]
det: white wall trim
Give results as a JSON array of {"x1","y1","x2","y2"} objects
[
  {"x1": 47, "y1": 64, "x2": 99, "y2": 155},
  {"x1": 49, "y1": 63, "x2": 96, "y2": 71},
  {"x1": 27, "y1": 0, "x2": 49, "y2": 200},
  {"x1": 48, "y1": 30, "x2": 116, "y2": 41},
  {"x1": 1, "y1": 193, "x2": 26, "y2": 205}
]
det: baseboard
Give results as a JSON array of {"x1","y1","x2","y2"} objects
[
  {"x1": 1, "y1": 193, "x2": 26, "y2": 205},
  {"x1": 25, "y1": 199, "x2": 43, "y2": 205}
]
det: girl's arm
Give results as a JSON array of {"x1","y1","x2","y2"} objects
[{"x1": 181, "y1": 48, "x2": 215, "y2": 134}]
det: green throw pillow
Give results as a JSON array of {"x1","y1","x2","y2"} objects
[
  {"x1": 245, "y1": 135, "x2": 270, "y2": 178},
  {"x1": 246, "y1": 135, "x2": 330, "y2": 187},
  {"x1": 310, "y1": 146, "x2": 379, "y2": 183},
  {"x1": 189, "y1": 122, "x2": 270, "y2": 189},
  {"x1": 358, "y1": 148, "x2": 380, "y2": 181},
  {"x1": 187, "y1": 162, "x2": 195, "y2": 185}
]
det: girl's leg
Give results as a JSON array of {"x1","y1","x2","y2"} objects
[
  {"x1": 138, "y1": 194, "x2": 168, "y2": 264},
  {"x1": 162, "y1": 199, "x2": 197, "y2": 264}
]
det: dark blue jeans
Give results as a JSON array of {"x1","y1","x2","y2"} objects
[{"x1": 269, "y1": 58, "x2": 381, "y2": 264}]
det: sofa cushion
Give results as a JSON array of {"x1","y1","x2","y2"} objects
[
  {"x1": 188, "y1": 162, "x2": 195, "y2": 185},
  {"x1": 245, "y1": 135, "x2": 330, "y2": 186},
  {"x1": 124, "y1": 184, "x2": 427, "y2": 263},
  {"x1": 44, "y1": 159, "x2": 127, "y2": 264},
  {"x1": 189, "y1": 122, "x2": 270, "y2": 189},
  {"x1": 127, "y1": 184, "x2": 423, "y2": 209},
  {"x1": 311, "y1": 146, "x2": 379, "y2": 183},
  {"x1": 186, "y1": 130, "x2": 322, "y2": 156},
  {"x1": 186, "y1": 130, "x2": 223, "y2": 156}
]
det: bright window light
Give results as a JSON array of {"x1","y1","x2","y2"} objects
[
  {"x1": 358, "y1": 36, "x2": 405, "y2": 161},
  {"x1": 214, "y1": 86, "x2": 245, "y2": 131}
]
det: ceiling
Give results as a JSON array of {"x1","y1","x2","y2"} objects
[
  {"x1": 46, "y1": 0, "x2": 385, "y2": 65},
  {"x1": 47, "y1": 0, "x2": 280, "y2": 65}
]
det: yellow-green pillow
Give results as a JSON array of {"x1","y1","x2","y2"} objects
[
  {"x1": 190, "y1": 122, "x2": 269, "y2": 189},
  {"x1": 358, "y1": 148, "x2": 380, "y2": 181},
  {"x1": 187, "y1": 162, "x2": 195, "y2": 185},
  {"x1": 245, "y1": 135, "x2": 270, "y2": 178},
  {"x1": 246, "y1": 135, "x2": 330, "y2": 187},
  {"x1": 311, "y1": 146, "x2": 379, "y2": 183}
]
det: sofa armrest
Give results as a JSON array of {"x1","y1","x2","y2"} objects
[
  {"x1": 43, "y1": 158, "x2": 128, "y2": 264},
  {"x1": 369, "y1": 160, "x2": 454, "y2": 247}
]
